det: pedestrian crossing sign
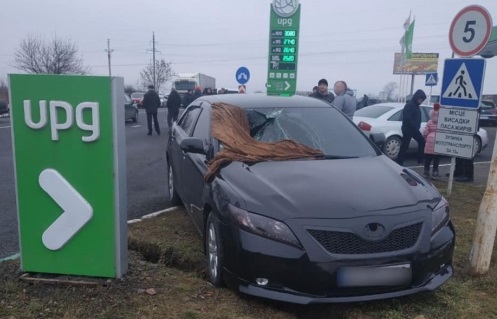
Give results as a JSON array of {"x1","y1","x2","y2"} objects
[
  {"x1": 440, "y1": 58, "x2": 485, "y2": 108},
  {"x1": 425, "y1": 73, "x2": 438, "y2": 86}
]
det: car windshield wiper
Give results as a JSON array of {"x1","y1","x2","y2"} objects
[{"x1": 316, "y1": 155, "x2": 359, "y2": 159}]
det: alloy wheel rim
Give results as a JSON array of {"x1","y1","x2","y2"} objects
[
  {"x1": 168, "y1": 167, "x2": 174, "y2": 199},
  {"x1": 208, "y1": 223, "x2": 218, "y2": 279}
]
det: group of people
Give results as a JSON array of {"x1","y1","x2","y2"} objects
[
  {"x1": 397, "y1": 89, "x2": 474, "y2": 183},
  {"x1": 141, "y1": 85, "x2": 222, "y2": 135},
  {"x1": 308, "y1": 79, "x2": 356, "y2": 119},
  {"x1": 141, "y1": 84, "x2": 182, "y2": 135}
]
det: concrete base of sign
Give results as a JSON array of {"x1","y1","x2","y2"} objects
[{"x1": 19, "y1": 272, "x2": 110, "y2": 287}]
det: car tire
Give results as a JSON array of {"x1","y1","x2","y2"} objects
[
  {"x1": 205, "y1": 213, "x2": 224, "y2": 287},
  {"x1": 382, "y1": 136, "x2": 402, "y2": 160},
  {"x1": 475, "y1": 136, "x2": 482, "y2": 155},
  {"x1": 167, "y1": 162, "x2": 182, "y2": 206}
]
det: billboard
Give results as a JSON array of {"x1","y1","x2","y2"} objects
[{"x1": 393, "y1": 53, "x2": 439, "y2": 75}]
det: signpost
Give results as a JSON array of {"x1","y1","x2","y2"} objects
[
  {"x1": 9, "y1": 74, "x2": 127, "y2": 278},
  {"x1": 435, "y1": 58, "x2": 485, "y2": 196},
  {"x1": 267, "y1": 0, "x2": 301, "y2": 96},
  {"x1": 425, "y1": 72, "x2": 438, "y2": 105},
  {"x1": 449, "y1": 5, "x2": 493, "y2": 57},
  {"x1": 236, "y1": 67, "x2": 250, "y2": 85}
]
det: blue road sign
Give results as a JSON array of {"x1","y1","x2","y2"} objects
[
  {"x1": 425, "y1": 73, "x2": 438, "y2": 86},
  {"x1": 236, "y1": 67, "x2": 250, "y2": 85},
  {"x1": 440, "y1": 58, "x2": 486, "y2": 108}
]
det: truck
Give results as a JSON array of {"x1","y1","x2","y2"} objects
[{"x1": 172, "y1": 73, "x2": 216, "y2": 104}]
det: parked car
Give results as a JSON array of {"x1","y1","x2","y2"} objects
[
  {"x1": 356, "y1": 97, "x2": 381, "y2": 110},
  {"x1": 167, "y1": 94, "x2": 455, "y2": 304},
  {"x1": 479, "y1": 101, "x2": 497, "y2": 126},
  {"x1": 124, "y1": 94, "x2": 138, "y2": 122},
  {"x1": 0, "y1": 99, "x2": 9, "y2": 116},
  {"x1": 353, "y1": 103, "x2": 488, "y2": 160},
  {"x1": 160, "y1": 93, "x2": 169, "y2": 107},
  {"x1": 131, "y1": 92, "x2": 145, "y2": 108}
]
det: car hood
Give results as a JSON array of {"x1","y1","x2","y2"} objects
[{"x1": 218, "y1": 156, "x2": 440, "y2": 220}]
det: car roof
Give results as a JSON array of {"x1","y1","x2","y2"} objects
[
  {"x1": 195, "y1": 93, "x2": 332, "y2": 109},
  {"x1": 367, "y1": 102, "x2": 433, "y2": 109}
]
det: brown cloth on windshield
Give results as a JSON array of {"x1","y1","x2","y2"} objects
[{"x1": 204, "y1": 102, "x2": 323, "y2": 182}]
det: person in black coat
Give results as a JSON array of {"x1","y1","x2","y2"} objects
[
  {"x1": 142, "y1": 85, "x2": 161, "y2": 135},
  {"x1": 166, "y1": 88, "x2": 182, "y2": 129},
  {"x1": 396, "y1": 89, "x2": 427, "y2": 165},
  {"x1": 309, "y1": 79, "x2": 335, "y2": 104}
]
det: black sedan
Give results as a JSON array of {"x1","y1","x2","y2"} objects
[{"x1": 166, "y1": 94, "x2": 455, "y2": 304}]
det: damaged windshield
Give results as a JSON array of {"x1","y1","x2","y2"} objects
[{"x1": 246, "y1": 107, "x2": 378, "y2": 158}]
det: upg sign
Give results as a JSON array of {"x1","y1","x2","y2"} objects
[
  {"x1": 8, "y1": 74, "x2": 127, "y2": 278},
  {"x1": 24, "y1": 100, "x2": 100, "y2": 142}
]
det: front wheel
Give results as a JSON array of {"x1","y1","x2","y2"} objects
[
  {"x1": 382, "y1": 136, "x2": 402, "y2": 160},
  {"x1": 206, "y1": 213, "x2": 224, "y2": 287},
  {"x1": 167, "y1": 162, "x2": 182, "y2": 206}
]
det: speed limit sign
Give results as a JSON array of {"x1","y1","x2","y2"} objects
[{"x1": 449, "y1": 5, "x2": 493, "y2": 57}]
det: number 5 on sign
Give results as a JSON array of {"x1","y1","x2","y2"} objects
[{"x1": 449, "y1": 5, "x2": 492, "y2": 57}]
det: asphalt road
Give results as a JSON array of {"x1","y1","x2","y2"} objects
[
  {"x1": 0, "y1": 109, "x2": 172, "y2": 259},
  {"x1": 0, "y1": 111, "x2": 495, "y2": 259}
]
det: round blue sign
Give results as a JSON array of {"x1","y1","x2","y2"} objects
[{"x1": 236, "y1": 67, "x2": 250, "y2": 85}]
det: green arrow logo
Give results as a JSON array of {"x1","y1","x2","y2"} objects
[{"x1": 39, "y1": 169, "x2": 93, "y2": 251}]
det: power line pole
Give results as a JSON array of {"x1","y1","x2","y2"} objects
[
  {"x1": 152, "y1": 32, "x2": 156, "y2": 88},
  {"x1": 105, "y1": 39, "x2": 113, "y2": 77}
]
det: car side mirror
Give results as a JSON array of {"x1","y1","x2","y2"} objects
[
  {"x1": 180, "y1": 137, "x2": 206, "y2": 155},
  {"x1": 369, "y1": 133, "x2": 386, "y2": 146}
]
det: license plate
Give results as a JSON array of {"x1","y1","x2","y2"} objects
[{"x1": 337, "y1": 263, "x2": 412, "y2": 287}]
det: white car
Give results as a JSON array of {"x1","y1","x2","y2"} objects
[{"x1": 353, "y1": 103, "x2": 488, "y2": 160}]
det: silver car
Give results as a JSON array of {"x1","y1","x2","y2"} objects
[{"x1": 353, "y1": 103, "x2": 488, "y2": 160}]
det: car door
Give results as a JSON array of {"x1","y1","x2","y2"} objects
[
  {"x1": 180, "y1": 105, "x2": 212, "y2": 234},
  {"x1": 125, "y1": 94, "x2": 137, "y2": 120},
  {"x1": 169, "y1": 104, "x2": 203, "y2": 200}
]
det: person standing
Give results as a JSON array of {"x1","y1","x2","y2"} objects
[
  {"x1": 142, "y1": 84, "x2": 161, "y2": 136},
  {"x1": 423, "y1": 103, "x2": 441, "y2": 177},
  {"x1": 396, "y1": 89, "x2": 427, "y2": 166},
  {"x1": 332, "y1": 81, "x2": 356, "y2": 119},
  {"x1": 193, "y1": 86, "x2": 203, "y2": 101},
  {"x1": 166, "y1": 88, "x2": 182, "y2": 129},
  {"x1": 310, "y1": 79, "x2": 334, "y2": 104}
]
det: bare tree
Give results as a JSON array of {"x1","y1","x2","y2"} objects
[
  {"x1": 13, "y1": 34, "x2": 90, "y2": 75},
  {"x1": 140, "y1": 59, "x2": 174, "y2": 93},
  {"x1": 383, "y1": 82, "x2": 399, "y2": 101},
  {"x1": 124, "y1": 84, "x2": 138, "y2": 95}
]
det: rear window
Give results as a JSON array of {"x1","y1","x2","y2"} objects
[
  {"x1": 131, "y1": 93, "x2": 144, "y2": 99},
  {"x1": 354, "y1": 105, "x2": 394, "y2": 118}
]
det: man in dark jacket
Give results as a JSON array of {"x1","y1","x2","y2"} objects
[
  {"x1": 193, "y1": 86, "x2": 203, "y2": 101},
  {"x1": 166, "y1": 88, "x2": 182, "y2": 129},
  {"x1": 396, "y1": 89, "x2": 427, "y2": 165},
  {"x1": 142, "y1": 85, "x2": 161, "y2": 135},
  {"x1": 310, "y1": 79, "x2": 334, "y2": 104}
]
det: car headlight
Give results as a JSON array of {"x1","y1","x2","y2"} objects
[
  {"x1": 432, "y1": 198, "x2": 450, "y2": 235},
  {"x1": 228, "y1": 204, "x2": 302, "y2": 249}
]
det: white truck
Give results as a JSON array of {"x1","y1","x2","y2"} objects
[{"x1": 172, "y1": 73, "x2": 216, "y2": 94}]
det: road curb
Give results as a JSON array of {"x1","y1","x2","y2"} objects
[{"x1": 127, "y1": 206, "x2": 181, "y2": 224}]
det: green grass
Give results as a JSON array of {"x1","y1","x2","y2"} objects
[{"x1": 2, "y1": 183, "x2": 497, "y2": 318}]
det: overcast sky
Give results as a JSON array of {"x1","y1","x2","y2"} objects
[{"x1": 1, "y1": 0, "x2": 497, "y2": 96}]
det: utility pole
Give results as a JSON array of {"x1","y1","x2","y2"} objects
[
  {"x1": 152, "y1": 32, "x2": 156, "y2": 88},
  {"x1": 146, "y1": 32, "x2": 160, "y2": 90},
  {"x1": 105, "y1": 39, "x2": 113, "y2": 77}
]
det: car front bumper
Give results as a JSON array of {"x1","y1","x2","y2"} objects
[{"x1": 222, "y1": 221, "x2": 455, "y2": 304}]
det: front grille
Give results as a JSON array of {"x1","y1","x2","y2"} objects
[{"x1": 308, "y1": 222, "x2": 423, "y2": 255}]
